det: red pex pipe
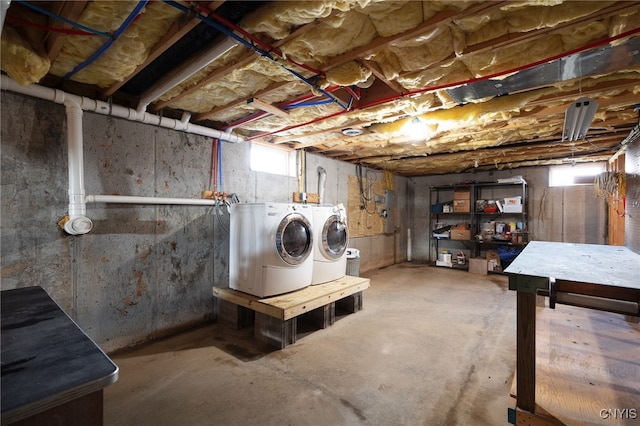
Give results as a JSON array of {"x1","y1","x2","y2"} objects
[
  {"x1": 187, "y1": 1, "x2": 326, "y2": 77},
  {"x1": 222, "y1": 85, "x2": 344, "y2": 130},
  {"x1": 245, "y1": 27, "x2": 640, "y2": 141}
]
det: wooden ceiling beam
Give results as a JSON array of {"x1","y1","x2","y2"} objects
[
  {"x1": 325, "y1": 2, "x2": 506, "y2": 70},
  {"x1": 151, "y1": 45, "x2": 254, "y2": 112},
  {"x1": 457, "y1": 2, "x2": 639, "y2": 60},
  {"x1": 102, "y1": 1, "x2": 226, "y2": 98},
  {"x1": 191, "y1": 3, "x2": 504, "y2": 128},
  {"x1": 299, "y1": 86, "x2": 638, "y2": 149},
  {"x1": 391, "y1": 2, "x2": 640, "y2": 85},
  {"x1": 45, "y1": 1, "x2": 88, "y2": 62},
  {"x1": 247, "y1": 97, "x2": 289, "y2": 118},
  {"x1": 156, "y1": 11, "x2": 328, "y2": 114},
  {"x1": 194, "y1": 80, "x2": 293, "y2": 122}
]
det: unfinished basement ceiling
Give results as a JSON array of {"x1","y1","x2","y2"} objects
[{"x1": 2, "y1": 0, "x2": 640, "y2": 176}]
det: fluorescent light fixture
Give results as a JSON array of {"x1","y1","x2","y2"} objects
[{"x1": 562, "y1": 97, "x2": 598, "y2": 141}]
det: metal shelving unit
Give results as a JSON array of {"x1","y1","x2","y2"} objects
[{"x1": 430, "y1": 180, "x2": 529, "y2": 269}]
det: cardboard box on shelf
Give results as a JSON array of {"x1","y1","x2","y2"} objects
[
  {"x1": 453, "y1": 199, "x2": 470, "y2": 212},
  {"x1": 486, "y1": 250, "x2": 501, "y2": 272},
  {"x1": 454, "y1": 189, "x2": 470, "y2": 200},
  {"x1": 451, "y1": 229, "x2": 471, "y2": 240}
]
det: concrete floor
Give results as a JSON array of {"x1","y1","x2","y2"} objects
[{"x1": 104, "y1": 263, "x2": 517, "y2": 425}]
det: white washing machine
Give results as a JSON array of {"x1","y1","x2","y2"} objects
[
  {"x1": 229, "y1": 203, "x2": 314, "y2": 297},
  {"x1": 311, "y1": 204, "x2": 348, "y2": 285}
]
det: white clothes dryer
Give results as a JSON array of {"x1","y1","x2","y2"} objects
[
  {"x1": 311, "y1": 204, "x2": 348, "y2": 285},
  {"x1": 230, "y1": 203, "x2": 314, "y2": 297}
]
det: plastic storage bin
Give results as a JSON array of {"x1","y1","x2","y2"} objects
[{"x1": 346, "y1": 248, "x2": 360, "y2": 276}]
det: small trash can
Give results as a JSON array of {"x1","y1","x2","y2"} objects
[{"x1": 346, "y1": 248, "x2": 360, "y2": 277}]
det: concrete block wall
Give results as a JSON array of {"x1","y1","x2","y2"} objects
[{"x1": 1, "y1": 92, "x2": 407, "y2": 352}]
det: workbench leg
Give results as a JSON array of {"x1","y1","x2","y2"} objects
[
  {"x1": 517, "y1": 291, "x2": 537, "y2": 414},
  {"x1": 254, "y1": 312, "x2": 297, "y2": 349}
]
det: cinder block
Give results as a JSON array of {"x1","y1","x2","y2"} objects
[
  {"x1": 214, "y1": 299, "x2": 254, "y2": 330},
  {"x1": 335, "y1": 291, "x2": 363, "y2": 314},
  {"x1": 300, "y1": 303, "x2": 335, "y2": 329},
  {"x1": 254, "y1": 312, "x2": 297, "y2": 349}
]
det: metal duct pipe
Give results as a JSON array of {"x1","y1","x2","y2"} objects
[
  {"x1": 0, "y1": 75, "x2": 244, "y2": 143},
  {"x1": 63, "y1": 100, "x2": 93, "y2": 235},
  {"x1": 317, "y1": 166, "x2": 327, "y2": 205}
]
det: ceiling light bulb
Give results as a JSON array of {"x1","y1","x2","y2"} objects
[{"x1": 342, "y1": 128, "x2": 363, "y2": 136}]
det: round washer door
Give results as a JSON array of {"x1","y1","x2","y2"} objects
[
  {"x1": 322, "y1": 214, "x2": 348, "y2": 260},
  {"x1": 276, "y1": 212, "x2": 313, "y2": 265}
]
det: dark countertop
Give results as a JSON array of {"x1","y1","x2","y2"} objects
[{"x1": 1, "y1": 286, "x2": 118, "y2": 424}]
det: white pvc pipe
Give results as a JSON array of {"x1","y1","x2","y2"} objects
[
  {"x1": 85, "y1": 195, "x2": 216, "y2": 205},
  {"x1": 63, "y1": 100, "x2": 93, "y2": 235},
  {"x1": 0, "y1": 75, "x2": 244, "y2": 143},
  {"x1": 1, "y1": 0, "x2": 10, "y2": 35},
  {"x1": 136, "y1": 37, "x2": 237, "y2": 113},
  {"x1": 407, "y1": 228, "x2": 412, "y2": 261},
  {"x1": 317, "y1": 166, "x2": 326, "y2": 205}
]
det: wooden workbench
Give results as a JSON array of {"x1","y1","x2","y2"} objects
[
  {"x1": 213, "y1": 275, "x2": 370, "y2": 348},
  {"x1": 509, "y1": 305, "x2": 639, "y2": 425},
  {"x1": 504, "y1": 241, "x2": 640, "y2": 425}
]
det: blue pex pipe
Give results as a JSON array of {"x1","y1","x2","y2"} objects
[
  {"x1": 63, "y1": 1, "x2": 149, "y2": 80},
  {"x1": 163, "y1": 0, "x2": 351, "y2": 111}
]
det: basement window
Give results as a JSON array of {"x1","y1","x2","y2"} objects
[
  {"x1": 250, "y1": 143, "x2": 296, "y2": 177},
  {"x1": 549, "y1": 163, "x2": 605, "y2": 187}
]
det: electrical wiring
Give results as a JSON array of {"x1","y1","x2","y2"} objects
[
  {"x1": 163, "y1": 0, "x2": 351, "y2": 111},
  {"x1": 16, "y1": 0, "x2": 112, "y2": 38},
  {"x1": 595, "y1": 171, "x2": 626, "y2": 198},
  {"x1": 214, "y1": 199, "x2": 230, "y2": 234},
  {"x1": 214, "y1": 194, "x2": 240, "y2": 234},
  {"x1": 6, "y1": 14, "x2": 100, "y2": 36},
  {"x1": 186, "y1": 0, "x2": 326, "y2": 78},
  {"x1": 63, "y1": 0, "x2": 148, "y2": 80},
  {"x1": 594, "y1": 170, "x2": 627, "y2": 217},
  {"x1": 245, "y1": 26, "x2": 640, "y2": 142},
  {"x1": 356, "y1": 163, "x2": 378, "y2": 215}
]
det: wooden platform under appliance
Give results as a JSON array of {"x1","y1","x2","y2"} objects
[{"x1": 213, "y1": 275, "x2": 370, "y2": 348}]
